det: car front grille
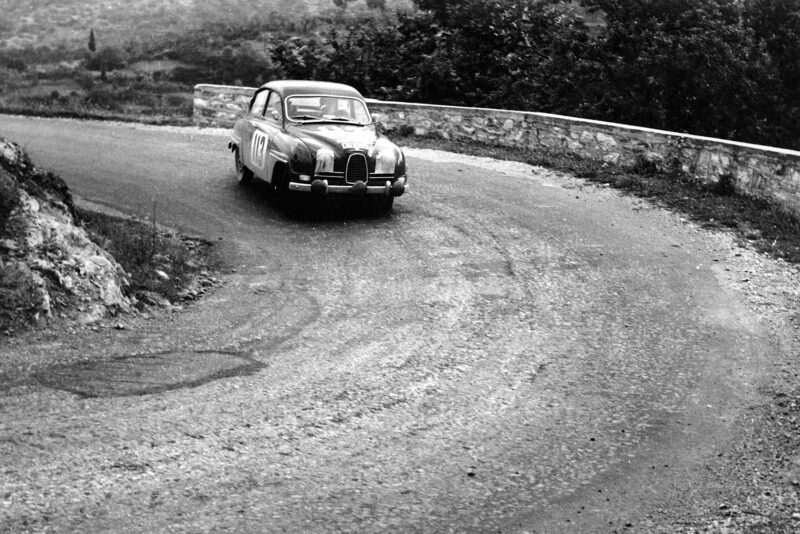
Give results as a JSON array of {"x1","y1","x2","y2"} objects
[{"x1": 345, "y1": 154, "x2": 369, "y2": 184}]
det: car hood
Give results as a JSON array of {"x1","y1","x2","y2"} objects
[{"x1": 288, "y1": 123, "x2": 383, "y2": 154}]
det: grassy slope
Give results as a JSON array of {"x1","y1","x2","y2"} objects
[
  {"x1": 0, "y1": 0, "x2": 192, "y2": 49},
  {"x1": 0, "y1": 0, "x2": 413, "y2": 50},
  {"x1": 0, "y1": 0, "x2": 414, "y2": 122}
]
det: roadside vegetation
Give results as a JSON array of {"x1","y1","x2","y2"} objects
[
  {"x1": 399, "y1": 134, "x2": 800, "y2": 266},
  {"x1": 3, "y1": 0, "x2": 800, "y2": 151},
  {"x1": 77, "y1": 209, "x2": 219, "y2": 305}
]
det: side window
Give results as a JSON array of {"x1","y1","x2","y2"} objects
[
  {"x1": 250, "y1": 90, "x2": 269, "y2": 115},
  {"x1": 265, "y1": 91, "x2": 282, "y2": 123}
]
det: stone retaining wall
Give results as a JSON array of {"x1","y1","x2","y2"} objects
[
  {"x1": 193, "y1": 84, "x2": 255, "y2": 127},
  {"x1": 194, "y1": 83, "x2": 800, "y2": 218}
]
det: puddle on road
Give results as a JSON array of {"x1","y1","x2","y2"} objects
[{"x1": 36, "y1": 351, "x2": 266, "y2": 397}]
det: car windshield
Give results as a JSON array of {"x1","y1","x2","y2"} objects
[{"x1": 285, "y1": 95, "x2": 371, "y2": 125}]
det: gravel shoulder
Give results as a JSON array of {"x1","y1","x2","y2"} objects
[
  {"x1": 523, "y1": 178, "x2": 800, "y2": 533},
  {"x1": 669, "y1": 238, "x2": 800, "y2": 533},
  {"x1": 413, "y1": 150, "x2": 800, "y2": 532}
]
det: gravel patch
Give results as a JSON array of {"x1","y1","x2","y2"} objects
[{"x1": 412, "y1": 146, "x2": 800, "y2": 531}]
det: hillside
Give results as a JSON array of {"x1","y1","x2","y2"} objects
[
  {"x1": 1, "y1": 0, "x2": 798, "y2": 150},
  {"x1": 0, "y1": 0, "x2": 413, "y2": 50},
  {"x1": 0, "y1": 0, "x2": 191, "y2": 50}
]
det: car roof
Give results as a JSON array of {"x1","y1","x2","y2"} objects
[{"x1": 261, "y1": 80, "x2": 364, "y2": 99}]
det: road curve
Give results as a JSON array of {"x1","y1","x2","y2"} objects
[{"x1": 0, "y1": 115, "x2": 778, "y2": 532}]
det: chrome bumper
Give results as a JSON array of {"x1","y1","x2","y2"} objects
[{"x1": 288, "y1": 177, "x2": 407, "y2": 197}]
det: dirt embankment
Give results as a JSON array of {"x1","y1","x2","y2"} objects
[{"x1": 0, "y1": 137, "x2": 130, "y2": 332}]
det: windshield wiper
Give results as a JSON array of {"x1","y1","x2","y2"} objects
[
  {"x1": 290, "y1": 115, "x2": 323, "y2": 123},
  {"x1": 327, "y1": 116, "x2": 367, "y2": 125},
  {"x1": 291, "y1": 116, "x2": 366, "y2": 126}
]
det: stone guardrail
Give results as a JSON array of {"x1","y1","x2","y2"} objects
[{"x1": 194, "y1": 83, "x2": 800, "y2": 218}]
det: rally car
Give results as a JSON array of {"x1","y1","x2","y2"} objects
[{"x1": 228, "y1": 80, "x2": 407, "y2": 211}]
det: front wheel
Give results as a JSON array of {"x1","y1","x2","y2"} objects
[
  {"x1": 233, "y1": 147, "x2": 253, "y2": 186},
  {"x1": 272, "y1": 166, "x2": 302, "y2": 214}
]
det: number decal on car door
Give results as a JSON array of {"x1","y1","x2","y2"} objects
[{"x1": 250, "y1": 131, "x2": 268, "y2": 170}]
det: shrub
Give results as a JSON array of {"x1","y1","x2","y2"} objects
[
  {"x1": 164, "y1": 93, "x2": 188, "y2": 107},
  {"x1": 84, "y1": 86, "x2": 120, "y2": 110},
  {"x1": 4, "y1": 58, "x2": 26, "y2": 72},
  {"x1": 0, "y1": 172, "x2": 21, "y2": 234},
  {"x1": 170, "y1": 65, "x2": 209, "y2": 85},
  {"x1": 711, "y1": 173, "x2": 737, "y2": 196},
  {"x1": 0, "y1": 262, "x2": 46, "y2": 331},
  {"x1": 79, "y1": 210, "x2": 202, "y2": 302},
  {"x1": 75, "y1": 70, "x2": 95, "y2": 90},
  {"x1": 85, "y1": 46, "x2": 127, "y2": 72}
]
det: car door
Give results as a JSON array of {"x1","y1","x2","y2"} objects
[
  {"x1": 241, "y1": 88, "x2": 269, "y2": 172},
  {"x1": 248, "y1": 90, "x2": 283, "y2": 183}
]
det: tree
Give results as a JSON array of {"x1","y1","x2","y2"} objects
[
  {"x1": 0, "y1": 15, "x2": 13, "y2": 33},
  {"x1": 5, "y1": 57, "x2": 26, "y2": 72},
  {"x1": 412, "y1": 0, "x2": 470, "y2": 23},
  {"x1": 88, "y1": 28, "x2": 96, "y2": 52},
  {"x1": 395, "y1": 1, "x2": 597, "y2": 111},
  {"x1": 744, "y1": 1, "x2": 800, "y2": 89},
  {"x1": 742, "y1": 0, "x2": 800, "y2": 144},
  {"x1": 578, "y1": 0, "x2": 778, "y2": 143},
  {"x1": 332, "y1": 0, "x2": 353, "y2": 9},
  {"x1": 85, "y1": 46, "x2": 126, "y2": 72},
  {"x1": 366, "y1": 0, "x2": 386, "y2": 9}
]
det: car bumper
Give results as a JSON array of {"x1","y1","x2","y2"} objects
[{"x1": 288, "y1": 177, "x2": 407, "y2": 197}]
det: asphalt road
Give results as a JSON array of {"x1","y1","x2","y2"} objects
[{"x1": 0, "y1": 115, "x2": 780, "y2": 532}]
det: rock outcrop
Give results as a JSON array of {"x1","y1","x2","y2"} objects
[{"x1": 0, "y1": 136, "x2": 131, "y2": 330}]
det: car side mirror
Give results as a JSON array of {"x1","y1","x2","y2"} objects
[{"x1": 271, "y1": 110, "x2": 281, "y2": 122}]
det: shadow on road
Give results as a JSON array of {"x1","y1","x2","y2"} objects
[{"x1": 243, "y1": 180, "x2": 400, "y2": 224}]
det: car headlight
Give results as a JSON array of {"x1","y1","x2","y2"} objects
[
  {"x1": 315, "y1": 148, "x2": 335, "y2": 174},
  {"x1": 374, "y1": 147, "x2": 396, "y2": 175}
]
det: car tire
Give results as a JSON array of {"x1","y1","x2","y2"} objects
[
  {"x1": 272, "y1": 166, "x2": 301, "y2": 214},
  {"x1": 234, "y1": 147, "x2": 253, "y2": 186},
  {"x1": 273, "y1": 165, "x2": 289, "y2": 196}
]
